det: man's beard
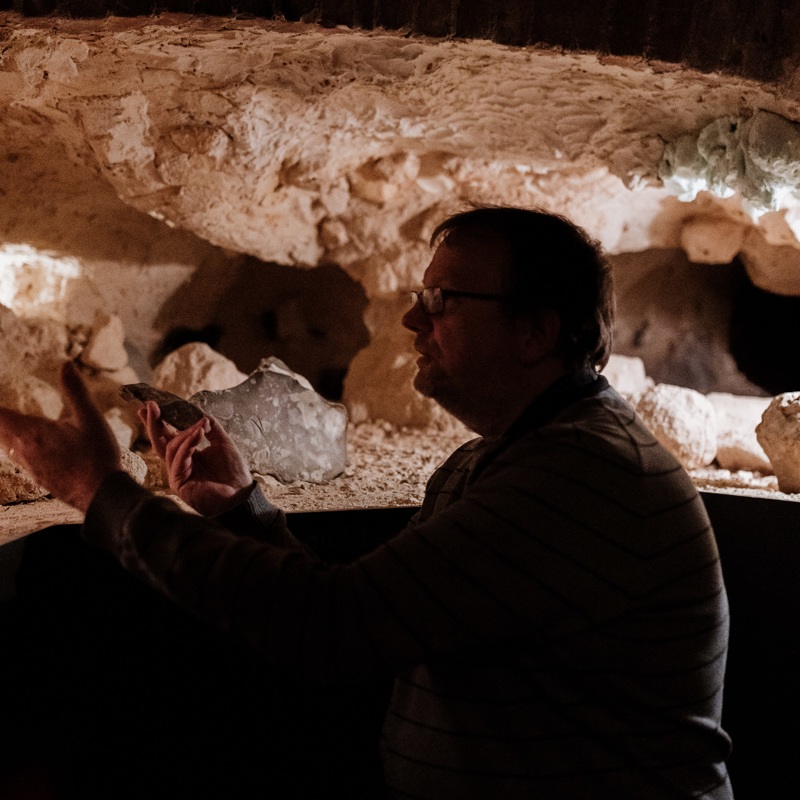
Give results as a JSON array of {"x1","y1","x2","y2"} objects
[{"x1": 413, "y1": 367, "x2": 475, "y2": 428}]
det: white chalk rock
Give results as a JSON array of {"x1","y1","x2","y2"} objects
[
  {"x1": 707, "y1": 392, "x2": 772, "y2": 473},
  {"x1": 153, "y1": 342, "x2": 248, "y2": 400},
  {"x1": 0, "y1": 306, "x2": 71, "y2": 386},
  {"x1": 636, "y1": 384, "x2": 717, "y2": 470},
  {"x1": 0, "y1": 374, "x2": 63, "y2": 420},
  {"x1": 601, "y1": 354, "x2": 653, "y2": 403},
  {"x1": 756, "y1": 393, "x2": 800, "y2": 492},
  {"x1": 80, "y1": 312, "x2": 129, "y2": 371}
]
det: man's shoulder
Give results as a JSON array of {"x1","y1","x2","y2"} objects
[{"x1": 507, "y1": 386, "x2": 683, "y2": 477}]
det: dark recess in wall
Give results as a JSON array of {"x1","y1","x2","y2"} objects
[
  {"x1": 3, "y1": 0, "x2": 799, "y2": 84},
  {"x1": 729, "y1": 279, "x2": 800, "y2": 396}
]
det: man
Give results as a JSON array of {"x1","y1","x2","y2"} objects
[{"x1": 0, "y1": 207, "x2": 732, "y2": 798}]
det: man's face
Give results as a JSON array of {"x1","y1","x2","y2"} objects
[{"x1": 402, "y1": 235, "x2": 525, "y2": 428}]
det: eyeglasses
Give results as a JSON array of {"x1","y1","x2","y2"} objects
[{"x1": 409, "y1": 287, "x2": 508, "y2": 316}]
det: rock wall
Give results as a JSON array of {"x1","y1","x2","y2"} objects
[{"x1": 3, "y1": 13, "x2": 800, "y2": 425}]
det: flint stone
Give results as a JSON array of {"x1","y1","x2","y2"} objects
[
  {"x1": 635, "y1": 383, "x2": 717, "y2": 470},
  {"x1": 191, "y1": 357, "x2": 347, "y2": 483},
  {"x1": 756, "y1": 393, "x2": 800, "y2": 493},
  {"x1": 120, "y1": 383, "x2": 205, "y2": 430}
]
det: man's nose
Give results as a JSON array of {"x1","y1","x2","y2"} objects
[{"x1": 402, "y1": 299, "x2": 429, "y2": 332}]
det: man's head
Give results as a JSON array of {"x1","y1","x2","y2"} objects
[
  {"x1": 402, "y1": 207, "x2": 614, "y2": 435},
  {"x1": 429, "y1": 207, "x2": 614, "y2": 371}
]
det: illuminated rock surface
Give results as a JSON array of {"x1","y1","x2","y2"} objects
[
  {"x1": 756, "y1": 393, "x2": 800, "y2": 493},
  {"x1": 707, "y1": 392, "x2": 772, "y2": 473},
  {"x1": 635, "y1": 384, "x2": 718, "y2": 470},
  {"x1": 153, "y1": 342, "x2": 248, "y2": 399},
  {"x1": 192, "y1": 357, "x2": 348, "y2": 483}
]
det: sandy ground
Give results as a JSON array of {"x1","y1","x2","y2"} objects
[{"x1": 0, "y1": 422, "x2": 794, "y2": 545}]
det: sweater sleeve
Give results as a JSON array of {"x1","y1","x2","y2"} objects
[
  {"x1": 81, "y1": 413, "x2": 721, "y2": 687},
  {"x1": 213, "y1": 482, "x2": 310, "y2": 553}
]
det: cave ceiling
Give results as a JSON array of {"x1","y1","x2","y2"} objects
[{"x1": 2, "y1": 3, "x2": 800, "y2": 356}]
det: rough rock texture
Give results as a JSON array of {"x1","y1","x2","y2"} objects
[
  {"x1": 0, "y1": 374, "x2": 64, "y2": 420},
  {"x1": 192, "y1": 357, "x2": 348, "y2": 483},
  {"x1": 707, "y1": 392, "x2": 772, "y2": 473},
  {"x1": 3, "y1": 14, "x2": 800, "y2": 423},
  {"x1": 153, "y1": 342, "x2": 248, "y2": 399},
  {"x1": 756, "y1": 393, "x2": 800, "y2": 493},
  {"x1": 120, "y1": 447, "x2": 149, "y2": 486},
  {"x1": 610, "y1": 248, "x2": 767, "y2": 395},
  {"x1": 0, "y1": 456, "x2": 49, "y2": 505},
  {"x1": 635, "y1": 383, "x2": 718, "y2": 470},
  {"x1": 0, "y1": 445, "x2": 147, "y2": 507}
]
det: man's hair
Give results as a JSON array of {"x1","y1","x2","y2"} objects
[{"x1": 431, "y1": 207, "x2": 614, "y2": 369}]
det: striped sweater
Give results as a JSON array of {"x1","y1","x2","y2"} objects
[{"x1": 83, "y1": 371, "x2": 732, "y2": 799}]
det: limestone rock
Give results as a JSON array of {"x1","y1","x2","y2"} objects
[
  {"x1": 0, "y1": 454, "x2": 49, "y2": 504},
  {"x1": 191, "y1": 357, "x2": 347, "y2": 483},
  {"x1": 635, "y1": 384, "x2": 717, "y2": 470},
  {"x1": 153, "y1": 342, "x2": 248, "y2": 399},
  {"x1": 707, "y1": 392, "x2": 772, "y2": 473},
  {"x1": 756, "y1": 393, "x2": 800, "y2": 492},
  {"x1": 0, "y1": 306, "x2": 71, "y2": 386},
  {"x1": 0, "y1": 374, "x2": 63, "y2": 420},
  {"x1": 0, "y1": 445, "x2": 146, "y2": 506},
  {"x1": 601, "y1": 354, "x2": 653, "y2": 403},
  {"x1": 120, "y1": 447, "x2": 148, "y2": 486},
  {"x1": 80, "y1": 312, "x2": 128, "y2": 371},
  {"x1": 680, "y1": 216, "x2": 746, "y2": 264}
]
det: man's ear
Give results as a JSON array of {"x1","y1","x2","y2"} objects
[{"x1": 518, "y1": 309, "x2": 562, "y2": 365}]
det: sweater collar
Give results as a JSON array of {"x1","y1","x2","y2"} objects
[{"x1": 501, "y1": 366, "x2": 608, "y2": 442}]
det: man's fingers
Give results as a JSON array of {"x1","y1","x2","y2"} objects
[
  {"x1": 140, "y1": 401, "x2": 170, "y2": 458},
  {"x1": 166, "y1": 423, "x2": 206, "y2": 487}
]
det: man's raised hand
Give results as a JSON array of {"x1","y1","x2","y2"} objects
[
  {"x1": 139, "y1": 401, "x2": 254, "y2": 517},
  {"x1": 0, "y1": 361, "x2": 122, "y2": 513}
]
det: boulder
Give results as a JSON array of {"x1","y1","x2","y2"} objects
[
  {"x1": 0, "y1": 374, "x2": 63, "y2": 420},
  {"x1": 153, "y1": 342, "x2": 248, "y2": 399},
  {"x1": 192, "y1": 357, "x2": 347, "y2": 483},
  {"x1": 601, "y1": 354, "x2": 653, "y2": 403},
  {"x1": 707, "y1": 392, "x2": 772, "y2": 473},
  {"x1": 635, "y1": 383, "x2": 717, "y2": 470},
  {"x1": 756, "y1": 393, "x2": 800, "y2": 493}
]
